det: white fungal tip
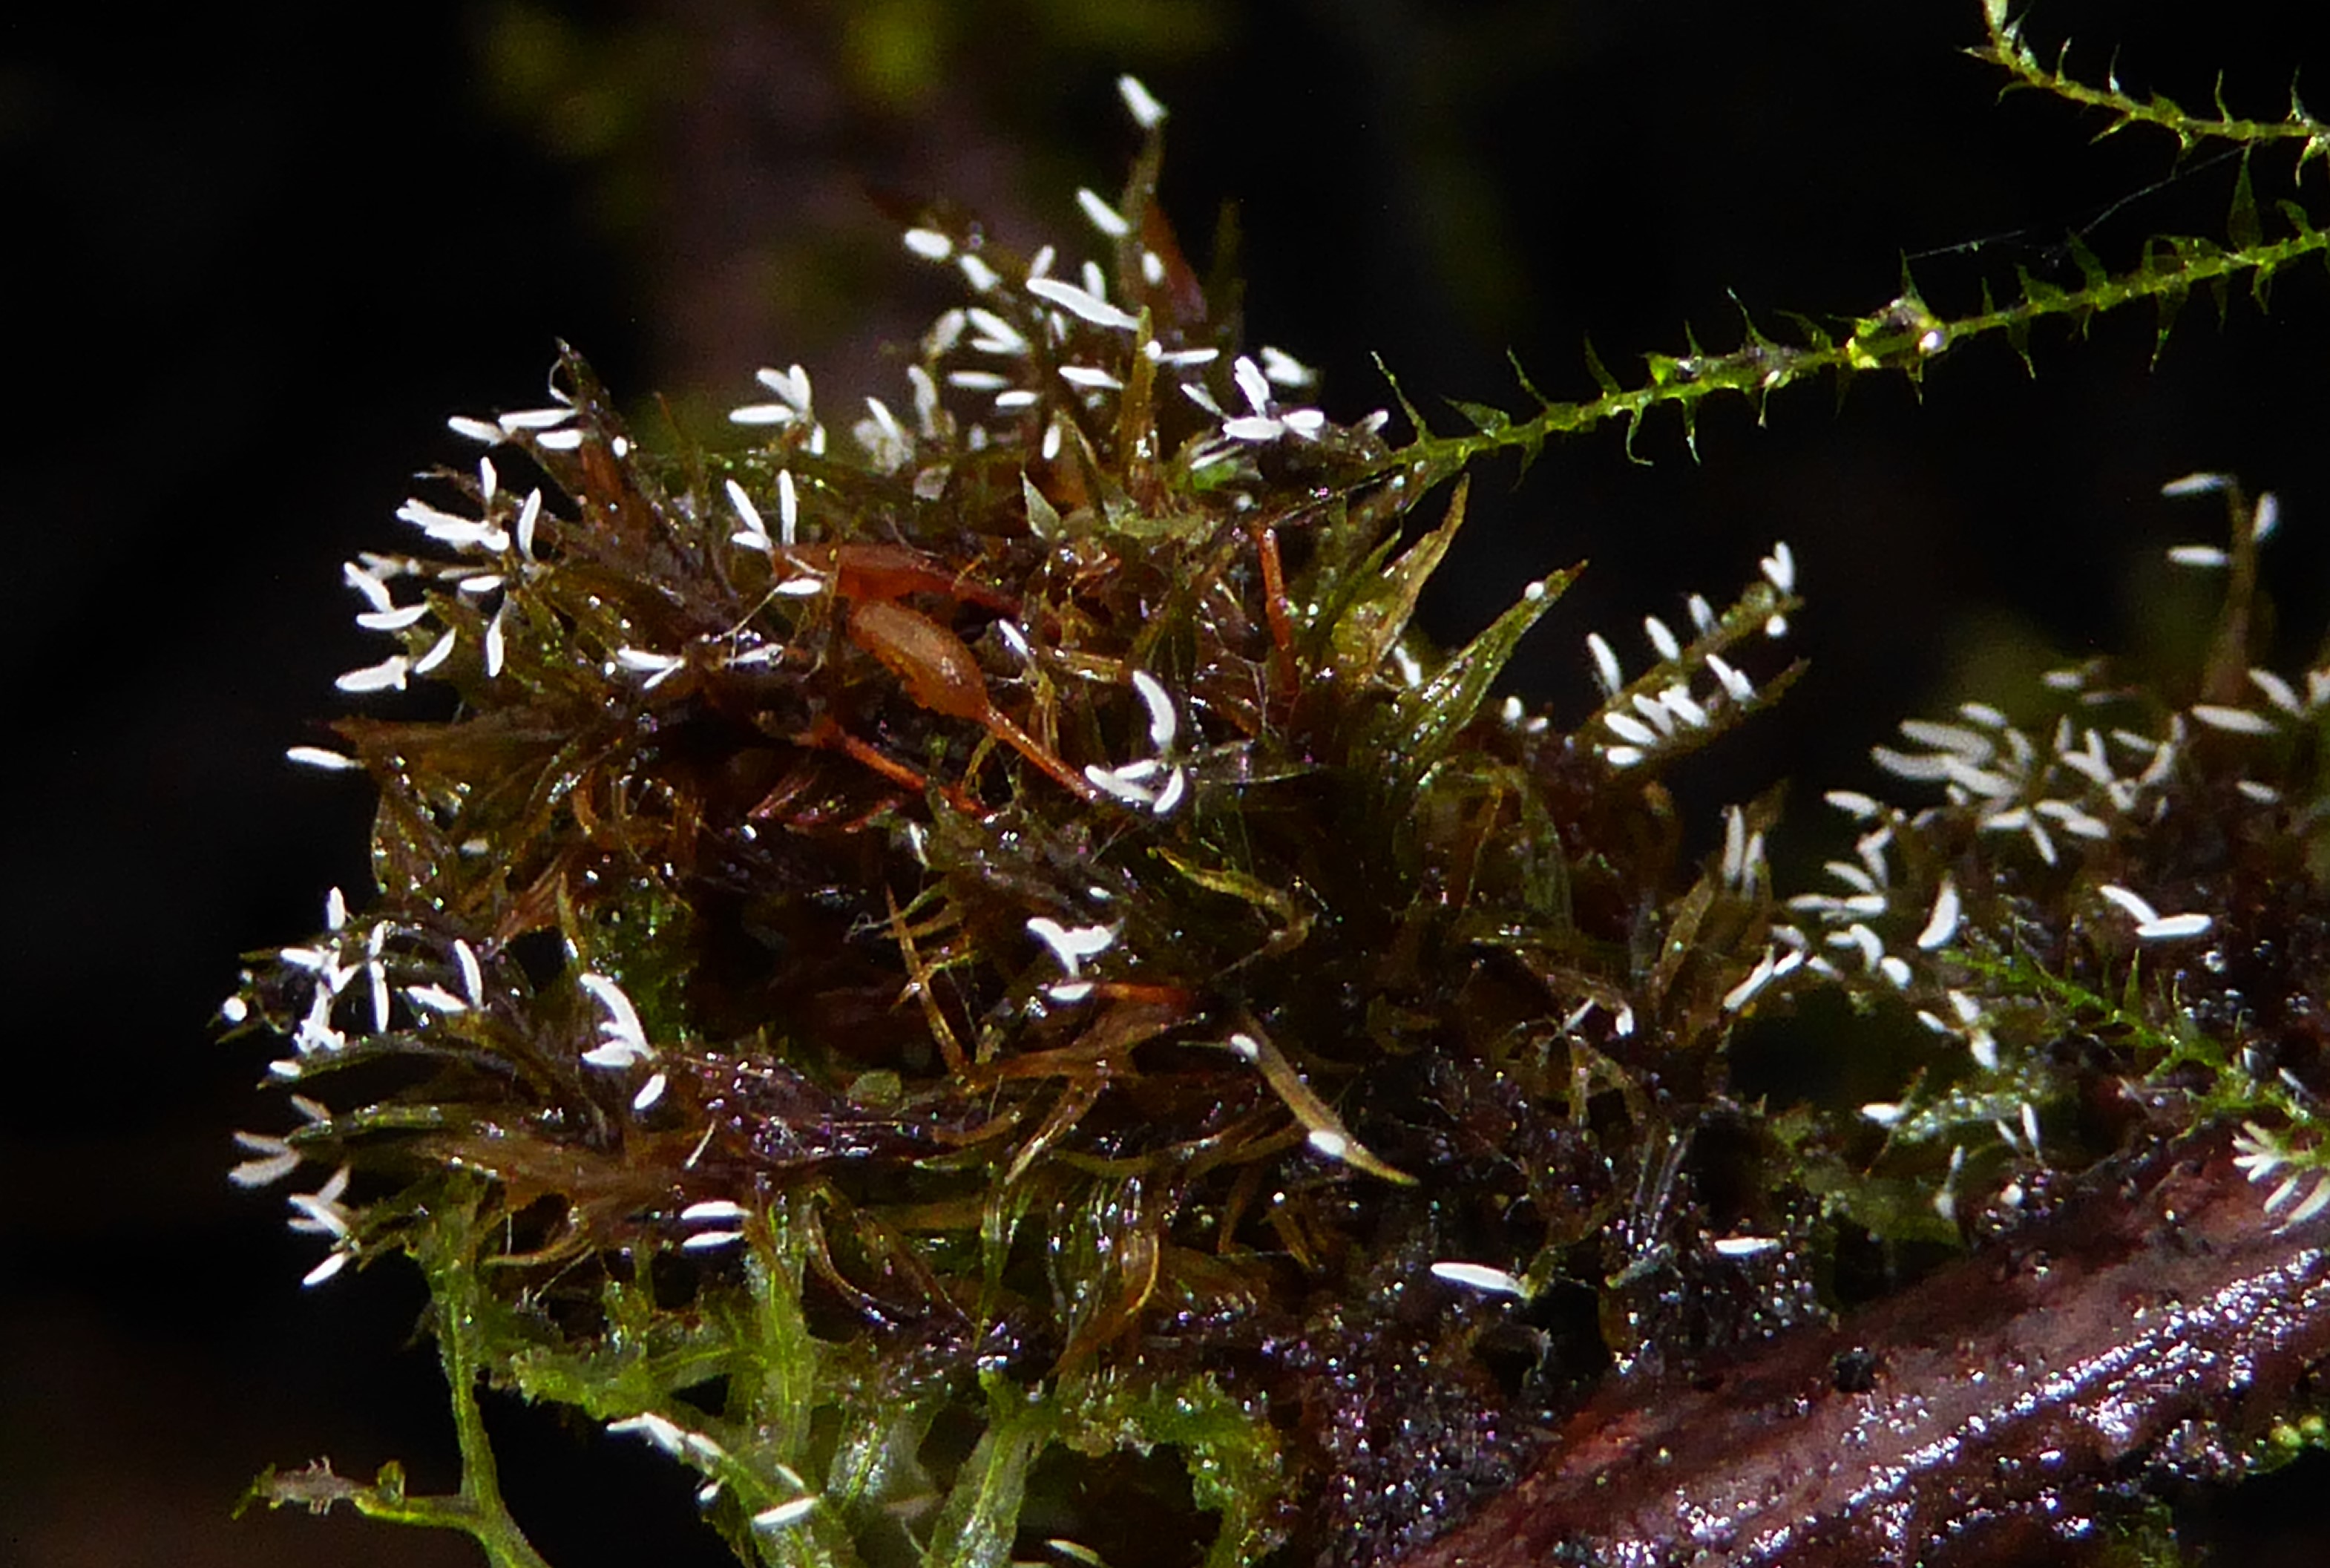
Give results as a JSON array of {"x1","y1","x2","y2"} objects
[
  {"x1": 334, "y1": 655, "x2": 410, "y2": 695},
  {"x1": 1644, "y1": 615, "x2": 1681, "y2": 662},
  {"x1": 2190, "y1": 703, "x2": 2277, "y2": 736},
  {"x1": 902, "y1": 227, "x2": 953, "y2": 261},
  {"x1": 1258, "y1": 345, "x2": 1318, "y2": 388},
  {"x1": 2161, "y1": 472, "x2": 2229, "y2": 496},
  {"x1": 725, "y1": 477, "x2": 767, "y2": 541},
  {"x1": 1823, "y1": 790, "x2": 1881, "y2": 821},
  {"x1": 1428, "y1": 1261, "x2": 1532, "y2": 1299},
  {"x1": 2134, "y1": 911, "x2": 2214, "y2": 941},
  {"x1": 1074, "y1": 187, "x2": 1132, "y2": 239},
  {"x1": 1586, "y1": 632, "x2": 1622, "y2": 697},
  {"x1": 1117, "y1": 74, "x2": 1167, "y2": 129},
  {"x1": 2096, "y1": 883, "x2": 2162, "y2": 926},
  {"x1": 1705, "y1": 652, "x2": 1754, "y2": 703},
  {"x1": 1128, "y1": 670, "x2": 1178, "y2": 752},
  {"x1": 1026, "y1": 916, "x2": 1115, "y2": 977},
  {"x1": 1914, "y1": 879, "x2": 1962, "y2": 951},
  {"x1": 752, "y1": 1497, "x2": 818, "y2": 1531},
  {"x1": 2283, "y1": 1176, "x2": 2330, "y2": 1228},
  {"x1": 1759, "y1": 540, "x2": 1796, "y2": 594},
  {"x1": 432, "y1": 954, "x2": 473, "y2": 1021},
  {"x1": 1025, "y1": 275, "x2": 1141, "y2": 332},
  {"x1": 1152, "y1": 766, "x2": 1189, "y2": 816}
]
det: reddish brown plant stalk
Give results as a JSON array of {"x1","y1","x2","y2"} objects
[{"x1": 1394, "y1": 1126, "x2": 2330, "y2": 1568}]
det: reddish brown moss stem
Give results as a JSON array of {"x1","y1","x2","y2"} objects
[{"x1": 1394, "y1": 1126, "x2": 2330, "y2": 1568}]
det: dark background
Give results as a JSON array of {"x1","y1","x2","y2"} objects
[{"x1": 4, "y1": 1, "x2": 2328, "y2": 1564}]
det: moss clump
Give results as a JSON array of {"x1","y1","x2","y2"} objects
[
  {"x1": 223, "y1": 77, "x2": 1813, "y2": 1568},
  {"x1": 224, "y1": 11, "x2": 2330, "y2": 1567},
  {"x1": 1798, "y1": 478, "x2": 2330, "y2": 1249}
]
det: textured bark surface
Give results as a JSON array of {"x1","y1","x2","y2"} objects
[{"x1": 1392, "y1": 1129, "x2": 2330, "y2": 1568}]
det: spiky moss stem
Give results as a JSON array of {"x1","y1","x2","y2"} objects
[
  {"x1": 1381, "y1": 197, "x2": 2327, "y2": 473},
  {"x1": 416, "y1": 1191, "x2": 558, "y2": 1568},
  {"x1": 1377, "y1": 1, "x2": 2330, "y2": 472},
  {"x1": 242, "y1": 1182, "x2": 551, "y2": 1568}
]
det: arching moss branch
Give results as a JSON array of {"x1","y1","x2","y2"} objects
[
  {"x1": 1378, "y1": 204, "x2": 2327, "y2": 473},
  {"x1": 1976, "y1": 0, "x2": 2330, "y2": 163},
  {"x1": 1371, "y1": 0, "x2": 2330, "y2": 474}
]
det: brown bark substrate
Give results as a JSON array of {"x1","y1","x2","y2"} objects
[{"x1": 1391, "y1": 1128, "x2": 2330, "y2": 1568}]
